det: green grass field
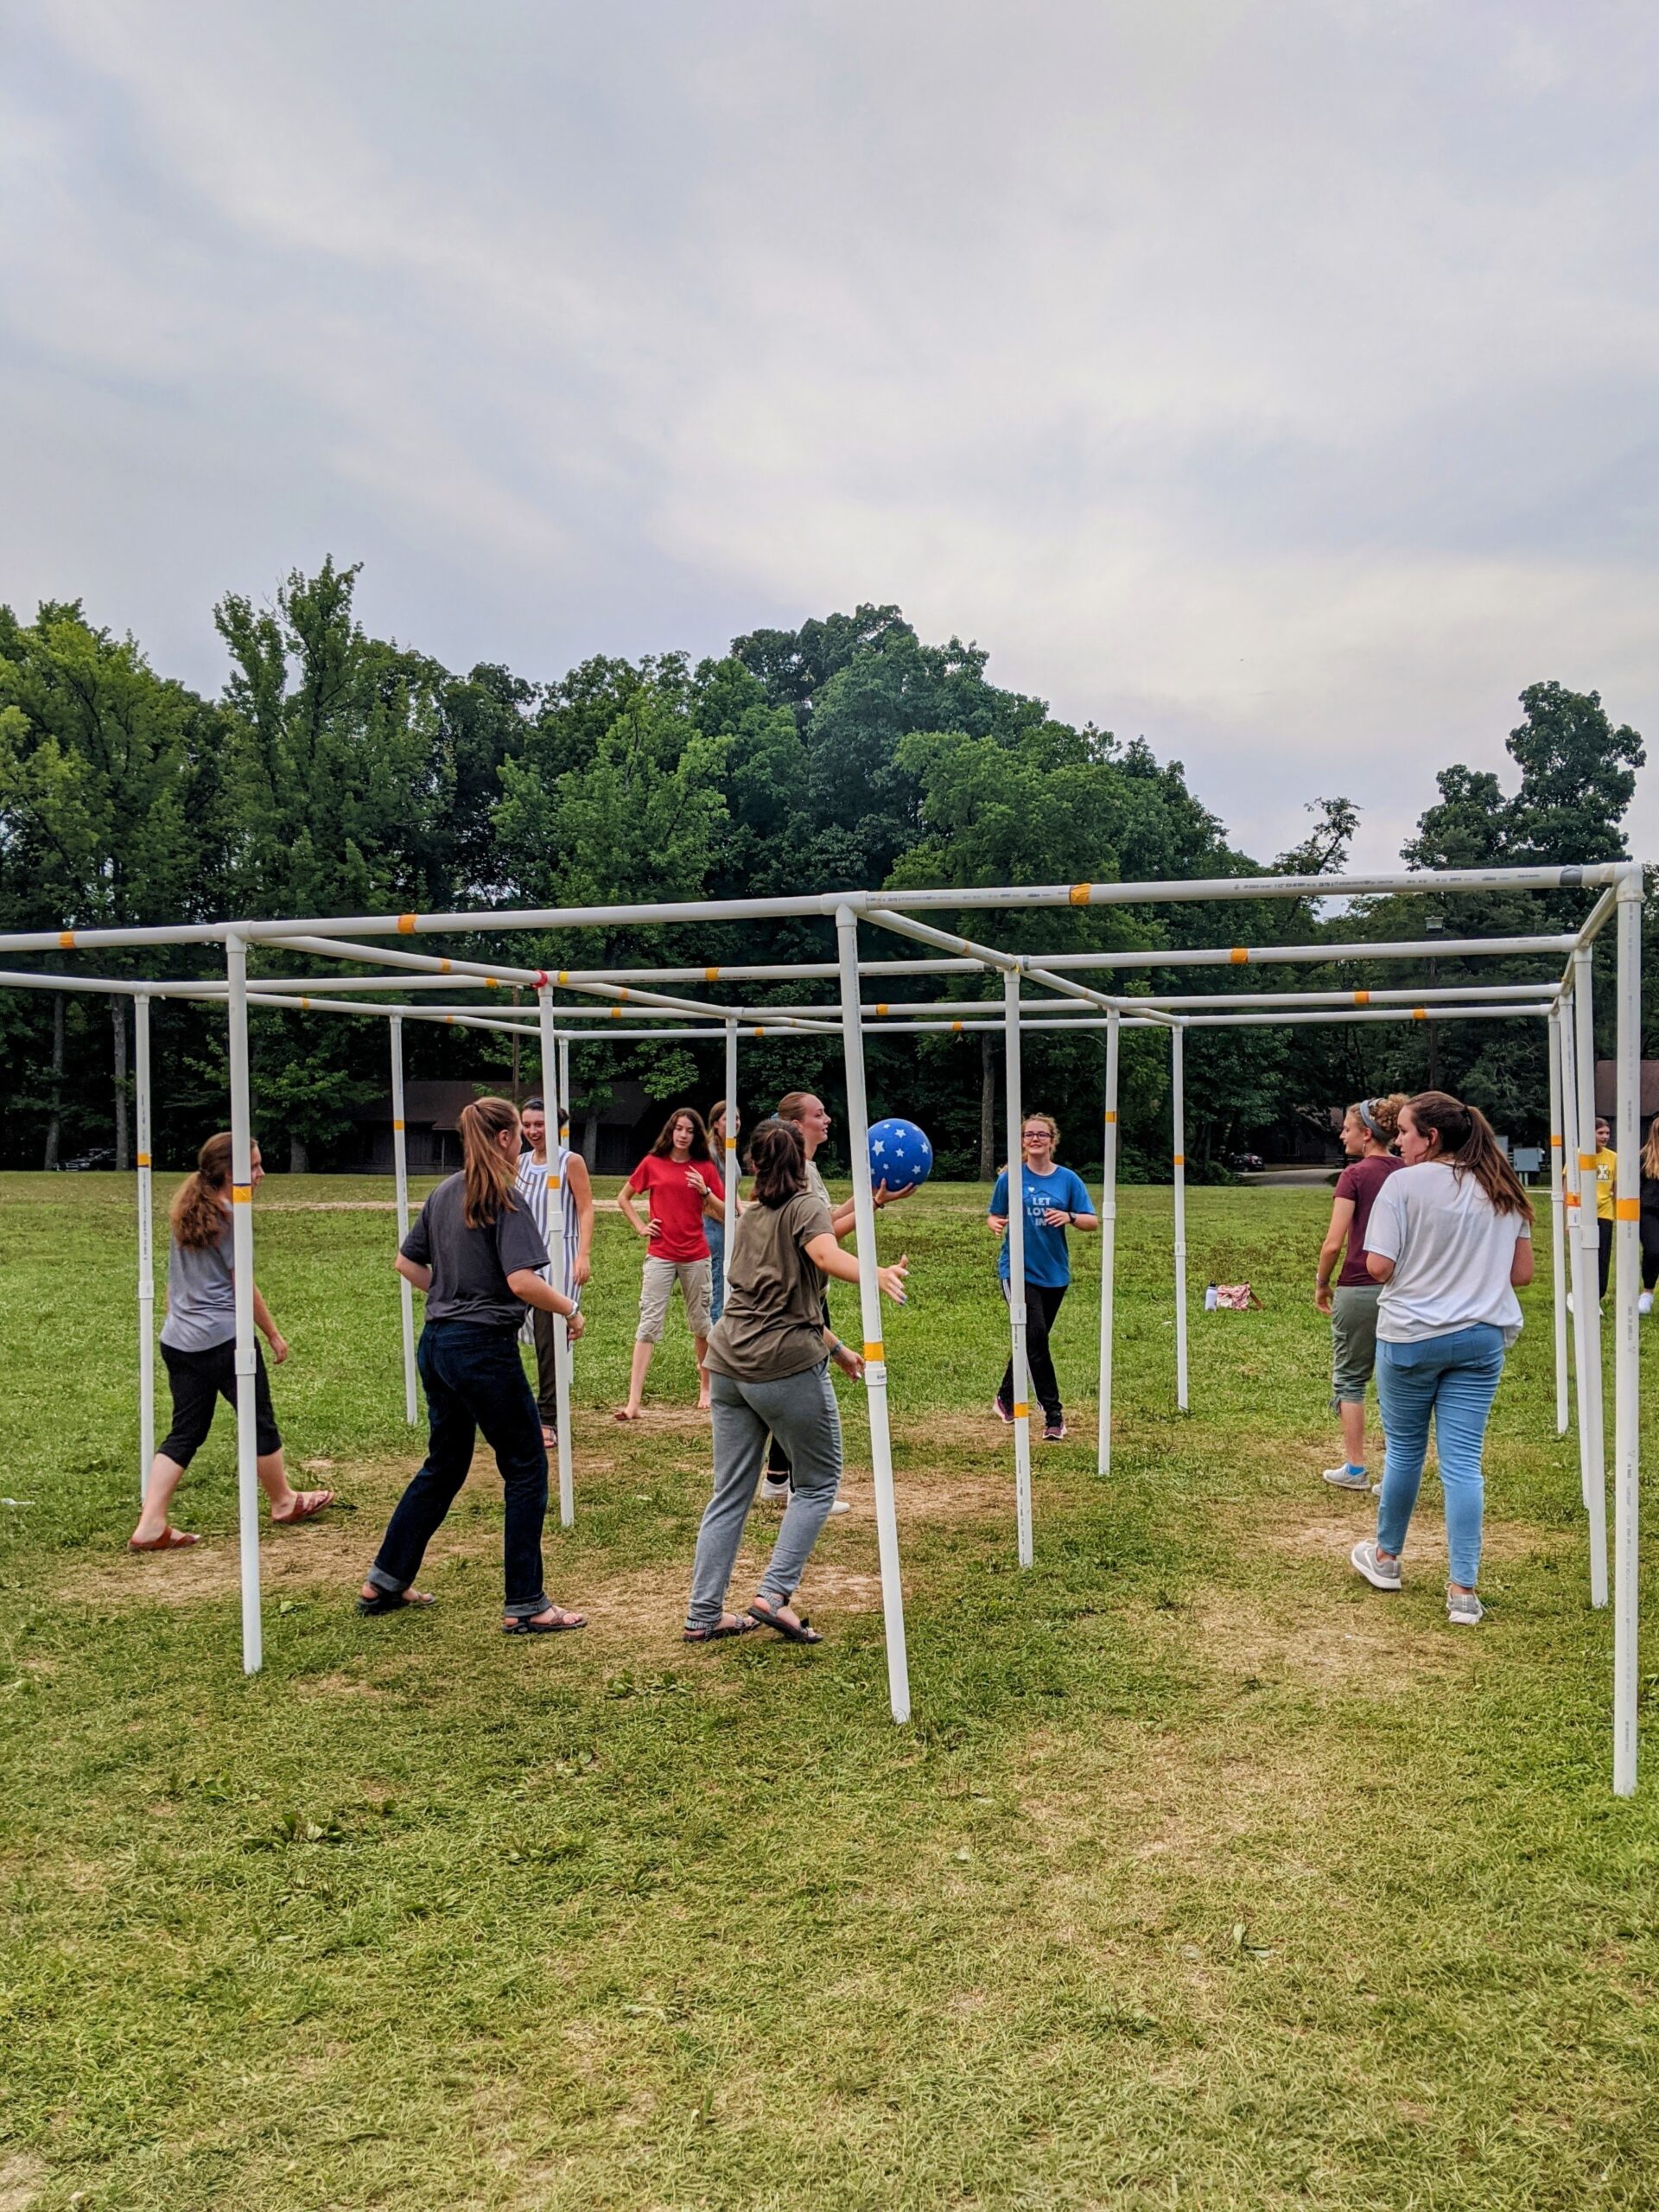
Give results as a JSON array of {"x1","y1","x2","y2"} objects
[{"x1": 2, "y1": 1173, "x2": 1656, "y2": 2212}]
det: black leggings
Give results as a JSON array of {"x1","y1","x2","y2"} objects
[
  {"x1": 158, "y1": 1338, "x2": 281, "y2": 1465},
  {"x1": 998, "y1": 1280, "x2": 1069, "y2": 1421}
]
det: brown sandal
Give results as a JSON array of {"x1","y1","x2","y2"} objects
[
  {"x1": 127, "y1": 1527, "x2": 200, "y2": 1553},
  {"x1": 271, "y1": 1490, "x2": 336, "y2": 1525}
]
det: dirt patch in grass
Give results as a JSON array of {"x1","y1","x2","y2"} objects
[
  {"x1": 0, "y1": 2153, "x2": 47, "y2": 2212},
  {"x1": 1262, "y1": 1513, "x2": 1570, "y2": 1570}
]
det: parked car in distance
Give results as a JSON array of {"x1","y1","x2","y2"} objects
[
  {"x1": 1226, "y1": 1150, "x2": 1265, "y2": 1173},
  {"x1": 59, "y1": 1147, "x2": 118, "y2": 1172}
]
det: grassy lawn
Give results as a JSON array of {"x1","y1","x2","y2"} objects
[{"x1": 2, "y1": 1172, "x2": 1656, "y2": 2211}]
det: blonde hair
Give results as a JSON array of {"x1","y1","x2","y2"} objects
[
  {"x1": 1020, "y1": 1112, "x2": 1060, "y2": 1154},
  {"x1": 1641, "y1": 1120, "x2": 1659, "y2": 1182},
  {"x1": 459, "y1": 1096, "x2": 522, "y2": 1228}
]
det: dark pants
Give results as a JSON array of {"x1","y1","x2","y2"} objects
[
  {"x1": 531, "y1": 1306, "x2": 560, "y2": 1428},
  {"x1": 367, "y1": 1322, "x2": 550, "y2": 1618},
  {"x1": 158, "y1": 1338, "x2": 281, "y2": 1465},
  {"x1": 997, "y1": 1280, "x2": 1069, "y2": 1421},
  {"x1": 1643, "y1": 1211, "x2": 1659, "y2": 1292},
  {"x1": 1599, "y1": 1218, "x2": 1613, "y2": 1300}
]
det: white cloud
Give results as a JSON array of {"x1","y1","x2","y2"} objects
[{"x1": 1, "y1": 0, "x2": 1655, "y2": 874}]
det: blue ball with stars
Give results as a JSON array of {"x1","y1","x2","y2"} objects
[{"x1": 868, "y1": 1116, "x2": 933, "y2": 1192}]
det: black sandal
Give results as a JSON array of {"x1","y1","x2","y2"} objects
[
  {"x1": 502, "y1": 1608, "x2": 587, "y2": 1635},
  {"x1": 357, "y1": 1589, "x2": 435, "y2": 1616},
  {"x1": 747, "y1": 1596, "x2": 823, "y2": 1644},
  {"x1": 683, "y1": 1614, "x2": 759, "y2": 1643}
]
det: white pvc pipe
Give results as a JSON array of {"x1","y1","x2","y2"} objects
[
  {"x1": 135, "y1": 994, "x2": 156, "y2": 1498},
  {"x1": 1611, "y1": 873, "x2": 1642, "y2": 1796},
  {"x1": 225, "y1": 934, "x2": 264, "y2": 1675},
  {"x1": 1548, "y1": 1007, "x2": 1569, "y2": 1436},
  {"x1": 557, "y1": 1038, "x2": 570, "y2": 1147},
  {"x1": 389, "y1": 1018, "x2": 418, "y2": 1427},
  {"x1": 537, "y1": 988, "x2": 575, "y2": 1529},
  {"x1": 722, "y1": 1020, "x2": 739, "y2": 1255},
  {"x1": 1003, "y1": 967, "x2": 1034, "y2": 1567},
  {"x1": 835, "y1": 903, "x2": 912, "y2": 1724},
  {"x1": 1573, "y1": 950, "x2": 1610, "y2": 1608},
  {"x1": 1172, "y1": 1027, "x2": 1189, "y2": 1414},
  {"x1": 1560, "y1": 997, "x2": 1598, "y2": 1560},
  {"x1": 1096, "y1": 1010, "x2": 1120, "y2": 1478}
]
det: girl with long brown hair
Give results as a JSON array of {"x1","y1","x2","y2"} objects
[
  {"x1": 1313, "y1": 1093, "x2": 1407, "y2": 1490},
  {"x1": 1639, "y1": 1117, "x2": 1659, "y2": 1315},
  {"x1": 128, "y1": 1132, "x2": 334, "y2": 1552},
  {"x1": 360, "y1": 1096, "x2": 588, "y2": 1634},
  {"x1": 1348, "y1": 1091, "x2": 1534, "y2": 1627},
  {"x1": 615, "y1": 1106, "x2": 725, "y2": 1421}
]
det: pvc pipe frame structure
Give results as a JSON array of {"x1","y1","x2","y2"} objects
[{"x1": 2, "y1": 858, "x2": 1639, "y2": 1792}]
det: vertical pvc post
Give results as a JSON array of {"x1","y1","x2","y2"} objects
[
  {"x1": 537, "y1": 989, "x2": 575, "y2": 1529},
  {"x1": 835, "y1": 903, "x2": 912, "y2": 1724},
  {"x1": 1560, "y1": 996, "x2": 1599, "y2": 1580},
  {"x1": 1573, "y1": 949, "x2": 1609, "y2": 1606},
  {"x1": 1003, "y1": 966, "x2": 1033, "y2": 1567},
  {"x1": 225, "y1": 934, "x2": 263, "y2": 1675},
  {"x1": 1096, "y1": 1009, "x2": 1120, "y2": 1478},
  {"x1": 1547, "y1": 1005, "x2": 1569, "y2": 1436},
  {"x1": 557, "y1": 1039, "x2": 571, "y2": 1149},
  {"x1": 135, "y1": 993, "x2": 156, "y2": 1499},
  {"x1": 389, "y1": 1017, "x2": 418, "y2": 1427},
  {"x1": 1611, "y1": 871, "x2": 1642, "y2": 1796},
  {"x1": 1172, "y1": 1024, "x2": 1190, "y2": 1413},
  {"x1": 723, "y1": 1019, "x2": 739, "y2": 1251}
]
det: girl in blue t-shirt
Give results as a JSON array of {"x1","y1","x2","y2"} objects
[{"x1": 988, "y1": 1113, "x2": 1098, "y2": 1441}]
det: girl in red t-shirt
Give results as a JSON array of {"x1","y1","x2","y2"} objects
[{"x1": 616, "y1": 1108, "x2": 725, "y2": 1420}]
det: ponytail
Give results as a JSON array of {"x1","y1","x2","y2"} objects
[
  {"x1": 459, "y1": 1096, "x2": 522, "y2": 1228},
  {"x1": 169, "y1": 1131, "x2": 237, "y2": 1249},
  {"x1": 1407, "y1": 1090, "x2": 1533, "y2": 1221}
]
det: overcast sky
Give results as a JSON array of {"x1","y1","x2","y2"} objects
[{"x1": 3, "y1": 0, "x2": 1655, "y2": 873}]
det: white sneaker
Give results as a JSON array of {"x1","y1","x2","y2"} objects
[
  {"x1": 1641, "y1": 1292, "x2": 1654, "y2": 1318},
  {"x1": 760, "y1": 1477, "x2": 790, "y2": 1504},
  {"x1": 827, "y1": 1498, "x2": 851, "y2": 1516},
  {"x1": 1322, "y1": 1463, "x2": 1370, "y2": 1491},
  {"x1": 1351, "y1": 1539, "x2": 1402, "y2": 1592},
  {"x1": 1446, "y1": 1589, "x2": 1484, "y2": 1626}
]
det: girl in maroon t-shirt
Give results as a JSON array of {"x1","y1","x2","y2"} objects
[
  {"x1": 616, "y1": 1108, "x2": 726, "y2": 1420},
  {"x1": 1313, "y1": 1095, "x2": 1407, "y2": 1490}
]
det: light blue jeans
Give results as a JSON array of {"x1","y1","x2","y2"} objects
[
  {"x1": 1375, "y1": 1324, "x2": 1507, "y2": 1590},
  {"x1": 706, "y1": 1215, "x2": 726, "y2": 1325}
]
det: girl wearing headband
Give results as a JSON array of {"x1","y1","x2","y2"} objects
[{"x1": 1314, "y1": 1094, "x2": 1407, "y2": 1491}]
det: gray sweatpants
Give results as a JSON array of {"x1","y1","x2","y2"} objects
[{"x1": 685, "y1": 1361, "x2": 842, "y2": 1630}]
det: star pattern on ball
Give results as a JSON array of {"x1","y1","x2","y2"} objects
[{"x1": 867, "y1": 1117, "x2": 934, "y2": 1189}]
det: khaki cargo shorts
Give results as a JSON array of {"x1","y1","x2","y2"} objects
[
  {"x1": 636, "y1": 1255, "x2": 713, "y2": 1343},
  {"x1": 1330, "y1": 1283, "x2": 1382, "y2": 1408}
]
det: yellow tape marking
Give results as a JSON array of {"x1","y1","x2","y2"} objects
[
  {"x1": 137, "y1": 1152, "x2": 151, "y2": 1167},
  {"x1": 397, "y1": 913, "x2": 417, "y2": 933},
  {"x1": 753, "y1": 1027, "x2": 766, "y2": 1038},
  {"x1": 557, "y1": 971, "x2": 569, "y2": 985},
  {"x1": 1550, "y1": 1134, "x2": 1563, "y2": 1147},
  {"x1": 1566, "y1": 1192, "x2": 1580, "y2": 1208},
  {"x1": 1069, "y1": 884, "x2": 1091, "y2": 906},
  {"x1": 705, "y1": 966, "x2": 720, "y2": 982},
  {"x1": 58, "y1": 930, "x2": 76, "y2": 949},
  {"x1": 1173, "y1": 1154, "x2": 1185, "y2": 1166},
  {"x1": 1412, "y1": 1008, "x2": 1427, "y2": 1020},
  {"x1": 232, "y1": 1185, "x2": 251, "y2": 1204},
  {"x1": 445, "y1": 1014, "x2": 454, "y2": 1025},
  {"x1": 1617, "y1": 1198, "x2": 1641, "y2": 1221},
  {"x1": 863, "y1": 1341, "x2": 883, "y2": 1362},
  {"x1": 1013, "y1": 1402, "x2": 1030, "y2": 1418},
  {"x1": 486, "y1": 977, "x2": 499, "y2": 990},
  {"x1": 952, "y1": 1020, "x2": 963, "y2": 1032},
  {"x1": 1230, "y1": 947, "x2": 1249, "y2": 964},
  {"x1": 440, "y1": 958, "x2": 452, "y2": 973},
  {"x1": 1104, "y1": 1109, "x2": 1117, "y2": 1124},
  {"x1": 1353, "y1": 989, "x2": 1370, "y2": 1005},
  {"x1": 725, "y1": 1138, "x2": 736, "y2": 1152},
  {"x1": 1580, "y1": 1153, "x2": 1597, "y2": 1171},
  {"x1": 876, "y1": 1002, "x2": 889, "y2": 1015},
  {"x1": 392, "y1": 1119, "x2": 404, "y2": 1132},
  {"x1": 617, "y1": 987, "x2": 631, "y2": 1001},
  {"x1": 299, "y1": 996, "x2": 310, "y2": 1010}
]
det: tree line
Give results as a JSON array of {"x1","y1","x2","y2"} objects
[{"x1": 0, "y1": 560, "x2": 1647, "y2": 1178}]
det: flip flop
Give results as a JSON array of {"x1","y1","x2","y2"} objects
[
  {"x1": 272, "y1": 1490, "x2": 336, "y2": 1525},
  {"x1": 613, "y1": 1408, "x2": 642, "y2": 1424},
  {"x1": 747, "y1": 1597, "x2": 823, "y2": 1645},
  {"x1": 127, "y1": 1527, "x2": 200, "y2": 1553},
  {"x1": 502, "y1": 1608, "x2": 587, "y2": 1635},
  {"x1": 357, "y1": 1588, "x2": 435, "y2": 1616}
]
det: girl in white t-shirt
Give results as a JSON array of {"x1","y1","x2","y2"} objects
[{"x1": 1349, "y1": 1090, "x2": 1534, "y2": 1627}]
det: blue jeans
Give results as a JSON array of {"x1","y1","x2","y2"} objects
[
  {"x1": 706, "y1": 1216, "x2": 726, "y2": 1325},
  {"x1": 367, "y1": 1322, "x2": 551, "y2": 1617},
  {"x1": 1375, "y1": 1325, "x2": 1507, "y2": 1590}
]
